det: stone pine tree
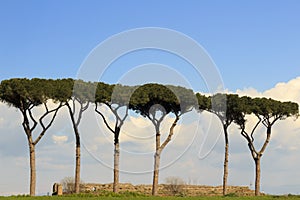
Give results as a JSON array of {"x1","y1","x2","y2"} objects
[
  {"x1": 0, "y1": 78, "x2": 63, "y2": 196},
  {"x1": 130, "y1": 84, "x2": 196, "y2": 196},
  {"x1": 55, "y1": 79, "x2": 95, "y2": 194},
  {"x1": 235, "y1": 96, "x2": 299, "y2": 196},
  {"x1": 202, "y1": 93, "x2": 240, "y2": 195},
  {"x1": 94, "y1": 83, "x2": 135, "y2": 193}
]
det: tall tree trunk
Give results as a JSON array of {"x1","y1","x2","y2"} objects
[
  {"x1": 254, "y1": 157, "x2": 261, "y2": 196},
  {"x1": 152, "y1": 128, "x2": 161, "y2": 196},
  {"x1": 75, "y1": 140, "x2": 80, "y2": 193},
  {"x1": 113, "y1": 127, "x2": 120, "y2": 193},
  {"x1": 113, "y1": 142, "x2": 120, "y2": 193},
  {"x1": 29, "y1": 143, "x2": 36, "y2": 196},
  {"x1": 152, "y1": 149, "x2": 161, "y2": 196},
  {"x1": 67, "y1": 102, "x2": 82, "y2": 194},
  {"x1": 222, "y1": 127, "x2": 229, "y2": 196}
]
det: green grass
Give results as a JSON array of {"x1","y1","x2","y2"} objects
[{"x1": 1, "y1": 194, "x2": 300, "y2": 200}]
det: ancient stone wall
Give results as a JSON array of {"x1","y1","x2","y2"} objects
[{"x1": 81, "y1": 183, "x2": 255, "y2": 196}]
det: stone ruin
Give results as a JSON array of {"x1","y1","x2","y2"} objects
[
  {"x1": 52, "y1": 183, "x2": 63, "y2": 196},
  {"x1": 81, "y1": 183, "x2": 256, "y2": 196},
  {"x1": 51, "y1": 182, "x2": 257, "y2": 196}
]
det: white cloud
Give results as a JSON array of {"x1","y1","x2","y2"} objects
[
  {"x1": 52, "y1": 135, "x2": 68, "y2": 144},
  {"x1": 236, "y1": 87, "x2": 262, "y2": 97},
  {"x1": 263, "y1": 77, "x2": 300, "y2": 102},
  {"x1": 0, "y1": 117, "x2": 3, "y2": 127},
  {"x1": 236, "y1": 76, "x2": 300, "y2": 103}
]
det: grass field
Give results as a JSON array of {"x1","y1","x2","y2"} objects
[{"x1": 1, "y1": 194, "x2": 300, "y2": 200}]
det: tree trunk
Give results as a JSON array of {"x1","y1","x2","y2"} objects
[
  {"x1": 29, "y1": 143, "x2": 36, "y2": 196},
  {"x1": 254, "y1": 157, "x2": 261, "y2": 196},
  {"x1": 222, "y1": 127, "x2": 229, "y2": 196},
  {"x1": 152, "y1": 127, "x2": 161, "y2": 196},
  {"x1": 67, "y1": 101, "x2": 81, "y2": 194},
  {"x1": 113, "y1": 142, "x2": 120, "y2": 193},
  {"x1": 75, "y1": 142, "x2": 80, "y2": 193},
  {"x1": 152, "y1": 149, "x2": 161, "y2": 196}
]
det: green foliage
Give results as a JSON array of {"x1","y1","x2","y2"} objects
[
  {"x1": 233, "y1": 96, "x2": 258, "y2": 128},
  {"x1": 0, "y1": 78, "x2": 44, "y2": 109},
  {"x1": 129, "y1": 83, "x2": 179, "y2": 118},
  {"x1": 1, "y1": 78, "x2": 297, "y2": 123},
  {"x1": 51, "y1": 79, "x2": 74, "y2": 102},
  {"x1": 234, "y1": 96, "x2": 299, "y2": 129},
  {"x1": 110, "y1": 84, "x2": 136, "y2": 106},
  {"x1": 210, "y1": 93, "x2": 227, "y2": 115},
  {"x1": 130, "y1": 83, "x2": 197, "y2": 118},
  {"x1": 208, "y1": 93, "x2": 241, "y2": 126},
  {"x1": 196, "y1": 93, "x2": 210, "y2": 111},
  {"x1": 254, "y1": 97, "x2": 299, "y2": 121},
  {"x1": 166, "y1": 85, "x2": 198, "y2": 114},
  {"x1": 95, "y1": 82, "x2": 113, "y2": 104},
  {"x1": 73, "y1": 80, "x2": 97, "y2": 103}
]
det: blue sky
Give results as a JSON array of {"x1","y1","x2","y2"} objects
[
  {"x1": 1, "y1": 1, "x2": 300, "y2": 91},
  {"x1": 1, "y1": 0, "x2": 300, "y2": 196}
]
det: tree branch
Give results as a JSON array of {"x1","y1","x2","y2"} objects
[
  {"x1": 82, "y1": 100, "x2": 90, "y2": 111},
  {"x1": 114, "y1": 105, "x2": 129, "y2": 127},
  {"x1": 259, "y1": 125, "x2": 272, "y2": 155},
  {"x1": 262, "y1": 118, "x2": 268, "y2": 128},
  {"x1": 21, "y1": 110, "x2": 31, "y2": 138},
  {"x1": 72, "y1": 98, "x2": 76, "y2": 116},
  {"x1": 66, "y1": 101, "x2": 78, "y2": 133},
  {"x1": 119, "y1": 106, "x2": 129, "y2": 127},
  {"x1": 76, "y1": 101, "x2": 89, "y2": 127},
  {"x1": 147, "y1": 114, "x2": 155, "y2": 126},
  {"x1": 106, "y1": 103, "x2": 121, "y2": 125},
  {"x1": 160, "y1": 114, "x2": 180, "y2": 150},
  {"x1": 240, "y1": 129, "x2": 259, "y2": 158},
  {"x1": 34, "y1": 102, "x2": 63, "y2": 145},
  {"x1": 251, "y1": 116, "x2": 261, "y2": 142},
  {"x1": 271, "y1": 116, "x2": 281, "y2": 126},
  {"x1": 44, "y1": 102, "x2": 49, "y2": 112},
  {"x1": 95, "y1": 103, "x2": 115, "y2": 134},
  {"x1": 258, "y1": 132, "x2": 271, "y2": 156},
  {"x1": 157, "y1": 113, "x2": 166, "y2": 125},
  {"x1": 28, "y1": 106, "x2": 38, "y2": 133}
]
